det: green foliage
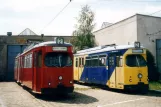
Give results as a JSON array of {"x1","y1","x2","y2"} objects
[
  {"x1": 146, "y1": 50, "x2": 160, "y2": 81},
  {"x1": 71, "y1": 5, "x2": 95, "y2": 52},
  {"x1": 149, "y1": 81, "x2": 161, "y2": 91}
]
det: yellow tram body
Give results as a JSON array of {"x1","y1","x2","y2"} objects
[{"x1": 73, "y1": 43, "x2": 148, "y2": 91}]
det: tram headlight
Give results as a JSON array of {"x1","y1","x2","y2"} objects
[
  {"x1": 70, "y1": 81, "x2": 73, "y2": 84},
  {"x1": 138, "y1": 73, "x2": 143, "y2": 79},
  {"x1": 59, "y1": 76, "x2": 63, "y2": 80}
]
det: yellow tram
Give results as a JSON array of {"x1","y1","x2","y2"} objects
[{"x1": 73, "y1": 42, "x2": 148, "y2": 92}]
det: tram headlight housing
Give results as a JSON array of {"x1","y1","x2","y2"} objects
[
  {"x1": 59, "y1": 76, "x2": 63, "y2": 80},
  {"x1": 138, "y1": 73, "x2": 143, "y2": 79}
]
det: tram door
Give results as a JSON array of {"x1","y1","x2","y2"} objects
[
  {"x1": 78, "y1": 57, "x2": 83, "y2": 80},
  {"x1": 33, "y1": 51, "x2": 42, "y2": 91},
  {"x1": 108, "y1": 52, "x2": 124, "y2": 89},
  {"x1": 108, "y1": 54, "x2": 116, "y2": 88},
  {"x1": 108, "y1": 52, "x2": 123, "y2": 89},
  {"x1": 74, "y1": 57, "x2": 79, "y2": 81}
]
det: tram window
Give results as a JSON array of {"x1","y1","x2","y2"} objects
[
  {"x1": 34, "y1": 53, "x2": 37, "y2": 67},
  {"x1": 76, "y1": 58, "x2": 78, "y2": 67},
  {"x1": 27, "y1": 55, "x2": 30, "y2": 68},
  {"x1": 91, "y1": 56, "x2": 98, "y2": 66},
  {"x1": 126, "y1": 55, "x2": 146, "y2": 67},
  {"x1": 109, "y1": 56, "x2": 115, "y2": 66},
  {"x1": 116, "y1": 56, "x2": 123, "y2": 67},
  {"x1": 24, "y1": 56, "x2": 26, "y2": 68},
  {"x1": 79, "y1": 58, "x2": 81, "y2": 67},
  {"x1": 85, "y1": 59, "x2": 91, "y2": 67},
  {"x1": 106, "y1": 56, "x2": 108, "y2": 65},
  {"x1": 14, "y1": 60, "x2": 17, "y2": 68},
  {"x1": 91, "y1": 59, "x2": 98, "y2": 66},
  {"x1": 45, "y1": 52, "x2": 72, "y2": 67},
  {"x1": 82, "y1": 58, "x2": 84, "y2": 66},
  {"x1": 21, "y1": 57, "x2": 24, "y2": 68},
  {"x1": 85, "y1": 57, "x2": 91, "y2": 67},
  {"x1": 29, "y1": 54, "x2": 32, "y2": 68},
  {"x1": 99, "y1": 57, "x2": 106, "y2": 66},
  {"x1": 37, "y1": 52, "x2": 42, "y2": 67}
]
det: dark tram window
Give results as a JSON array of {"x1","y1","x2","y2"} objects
[
  {"x1": 109, "y1": 56, "x2": 115, "y2": 66},
  {"x1": 37, "y1": 51, "x2": 42, "y2": 67},
  {"x1": 116, "y1": 56, "x2": 123, "y2": 67},
  {"x1": 91, "y1": 56, "x2": 98, "y2": 67},
  {"x1": 99, "y1": 57, "x2": 106, "y2": 66},
  {"x1": 126, "y1": 55, "x2": 146, "y2": 67},
  {"x1": 79, "y1": 58, "x2": 81, "y2": 67},
  {"x1": 82, "y1": 58, "x2": 84, "y2": 66},
  {"x1": 76, "y1": 58, "x2": 78, "y2": 67},
  {"x1": 85, "y1": 57, "x2": 91, "y2": 67},
  {"x1": 45, "y1": 52, "x2": 72, "y2": 67}
]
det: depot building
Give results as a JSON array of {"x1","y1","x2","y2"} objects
[{"x1": 93, "y1": 14, "x2": 161, "y2": 74}]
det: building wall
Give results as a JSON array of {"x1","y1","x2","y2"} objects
[
  {"x1": 0, "y1": 35, "x2": 71, "y2": 81},
  {"x1": 93, "y1": 15, "x2": 137, "y2": 46},
  {"x1": 137, "y1": 14, "x2": 161, "y2": 61}
]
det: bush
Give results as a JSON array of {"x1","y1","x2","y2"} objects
[{"x1": 146, "y1": 50, "x2": 160, "y2": 81}]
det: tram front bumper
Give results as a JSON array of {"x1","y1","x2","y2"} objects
[
  {"x1": 124, "y1": 82, "x2": 149, "y2": 91},
  {"x1": 41, "y1": 86, "x2": 74, "y2": 94}
]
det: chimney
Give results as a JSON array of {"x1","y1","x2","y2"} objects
[{"x1": 7, "y1": 32, "x2": 12, "y2": 36}]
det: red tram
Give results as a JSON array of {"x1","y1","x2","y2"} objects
[{"x1": 14, "y1": 38, "x2": 74, "y2": 94}]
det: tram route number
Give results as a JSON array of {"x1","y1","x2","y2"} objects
[
  {"x1": 56, "y1": 37, "x2": 64, "y2": 44},
  {"x1": 134, "y1": 41, "x2": 140, "y2": 48}
]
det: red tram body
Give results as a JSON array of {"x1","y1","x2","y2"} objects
[{"x1": 14, "y1": 41, "x2": 74, "y2": 94}]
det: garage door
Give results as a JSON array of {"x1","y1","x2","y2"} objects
[
  {"x1": 7, "y1": 45, "x2": 27, "y2": 81},
  {"x1": 156, "y1": 39, "x2": 161, "y2": 74}
]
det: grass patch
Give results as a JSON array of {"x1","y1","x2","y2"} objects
[{"x1": 149, "y1": 81, "x2": 161, "y2": 91}]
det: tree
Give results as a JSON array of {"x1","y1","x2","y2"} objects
[
  {"x1": 146, "y1": 50, "x2": 160, "y2": 81},
  {"x1": 71, "y1": 5, "x2": 95, "y2": 52}
]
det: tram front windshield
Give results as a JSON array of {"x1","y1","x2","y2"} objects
[
  {"x1": 45, "y1": 52, "x2": 72, "y2": 67},
  {"x1": 126, "y1": 54, "x2": 147, "y2": 67}
]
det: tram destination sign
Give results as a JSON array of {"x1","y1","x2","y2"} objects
[
  {"x1": 132, "y1": 49, "x2": 143, "y2": 53},
  {"x1": 53, "y1": 47, "x2": 67, "y2": 51}
]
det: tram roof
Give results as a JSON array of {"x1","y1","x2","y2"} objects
[
  {"x1": 21, "y1": 41, "x2": 72, "y2": 55},
  {"x1": 74, "y1": 45, "x2": 145, "y2": 56}
]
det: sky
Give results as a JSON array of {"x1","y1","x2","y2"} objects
[{"x1": 0, "y1": 0, "x2": 161, "y2": 35}]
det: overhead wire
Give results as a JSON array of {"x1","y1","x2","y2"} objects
[{"x1": 40, "y1": 0, "x2": 73, "y2": 34}]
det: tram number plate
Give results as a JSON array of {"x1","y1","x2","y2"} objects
[{"x1": 53, "y1": 47, "x2": 67, "y2": 51}]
